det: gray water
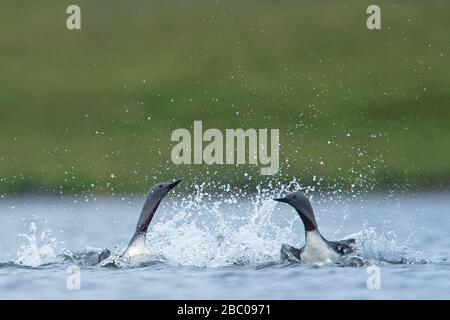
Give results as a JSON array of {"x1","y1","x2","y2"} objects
[{"x1": 0, "y1": 189, "x2": 449, "y2": 299}]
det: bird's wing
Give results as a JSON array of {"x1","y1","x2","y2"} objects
[
  {"x1": 327, "y1": 238, "x2": 356, "y2": 255},
  {"x1": 280, "y1": 243, "x2": 302, "y2": 263}
]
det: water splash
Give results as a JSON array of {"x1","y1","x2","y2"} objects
[
  {"x1": 11, "y1": 181, "x2": 436, "y2": 268},
  {"x1": 16, "y1": 222, "x2": 58, "y2": 267},
  {"x1": 348, "y1": 227, "x2": 433, "y2": 265},
  {"x1": 137, "y1": 181, "x2": 301, "y2": 267},
  {"x1": 126, "y1": 181, "x2": 432, "y2": 268}
]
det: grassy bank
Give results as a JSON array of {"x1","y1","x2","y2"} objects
[{"x1": 0, "y1": 0, "x2": 449, "y2": 194}]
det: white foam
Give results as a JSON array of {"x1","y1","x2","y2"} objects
[{"x1": 16, "y1": 222, "x2": 58, "y2": 267}]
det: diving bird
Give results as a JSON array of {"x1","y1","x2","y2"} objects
[
  {"x1": 274, "y1": 191, "x2": 355, "y2": 265},
  {"x1": 123, "y1": 179, "x2": 181, "y2": 257}
]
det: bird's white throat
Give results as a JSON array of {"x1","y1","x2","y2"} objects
[
  {"x1": 301, "y1": 231, "x2": 340, "y2": 265},
  {"x1": 124, "y1": 233, "x2": 150, "y2": 258}
]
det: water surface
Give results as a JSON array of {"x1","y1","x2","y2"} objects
[{"x1": 0, "y1": 191, "x2": 449, "y2": 299}]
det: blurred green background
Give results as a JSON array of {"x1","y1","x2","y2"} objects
[{"x1": 0, "y1": 0, "x2": 449, "y2": 195}]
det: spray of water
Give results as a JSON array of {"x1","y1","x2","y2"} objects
[
  {"x1": 16, "y1": 222, "x2": 58, "y2": 267},
  {"x1": 13, "y1": 181, "x2": 435, "y2": 268}
]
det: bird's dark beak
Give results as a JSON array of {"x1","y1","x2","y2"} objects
[
  {"x1": 274, "y1": 197, "x2": 288, "y2": 203},
  {"x1": 168, "y1": 179, "x2": 181, "y2": 189}
]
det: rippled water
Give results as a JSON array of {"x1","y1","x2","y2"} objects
[{"x1": 0, "y1": 188, "x2": 449, "y2": 299}]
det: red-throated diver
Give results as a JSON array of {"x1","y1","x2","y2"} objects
[
  {"x1": 123, "y1": 180, "x2": 181, "y2": 257},
  {"x1": 274, "y1": 191, "x2": 355, "y2": 265}
]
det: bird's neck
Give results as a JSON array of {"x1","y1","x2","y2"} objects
[
  {"x1": 137, "y1": 199, "x2": 161, "y2": 233},
  {"x1": 296, "y1": 209, "x2": 317, "y2": 232}
]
